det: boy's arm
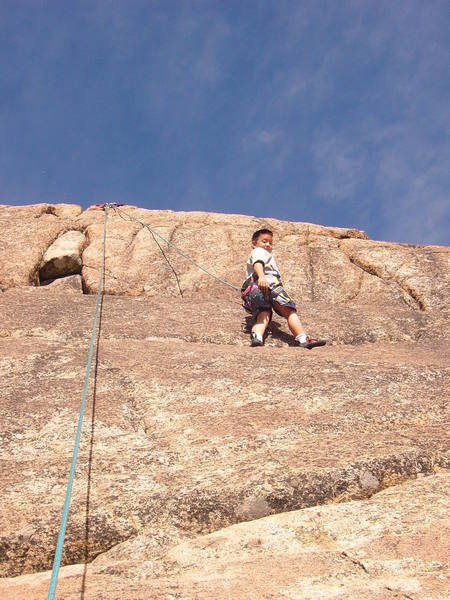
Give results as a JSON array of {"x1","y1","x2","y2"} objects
[{"x1": 253, "y1": 261, "x2": 269, "y2": 292}]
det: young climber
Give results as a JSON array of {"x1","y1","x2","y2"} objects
[{"x1": 241, "y1": 228, "x2": 326, "y2": 348}]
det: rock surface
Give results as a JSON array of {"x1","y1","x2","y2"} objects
[
  {"x1": 0, "y1": 204, "x2": 448, "y2": 599},
  {"x1": 43, "y1": 274, "x2": 84, "y2": 294},
  {"x1": 0, "y1": 204, "x2": 82, "y2": 290},
  {"x1": 2, "y1": 473, "x2": 449, "y2": 599},
  {"x1": 39, "y1": 230, "x2": 85, "y2": 282}
]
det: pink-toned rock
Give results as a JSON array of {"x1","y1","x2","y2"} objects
[
  {"x1": 1, "y1": 473, "x2": 448, "y2": 599},
  {"x1": 0, "y1": 204, "x2": 82, "y2": 289},
  {"x1": 39, "y1": 231, "x2": 85, "y2": 281},
  {"x1": 44, "y1": 274, "x2": 83, "y2": 293},
  {"x1": 0, "y1": 204, "x2": 448, "y2": 599},
  {"x1": 340, "y1": 238, "x2": 450, "y2": 311},
  {"x1": 1, "y1": 204, "x2": 448, "y2": 320}
]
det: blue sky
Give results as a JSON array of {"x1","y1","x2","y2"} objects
[{"x1": 1, "y1": 0, "x2": 449, "y2": 245}]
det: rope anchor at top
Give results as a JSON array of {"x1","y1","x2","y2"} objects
[{"x1": 91, "y1": 202, "x2": 124, "y2": 209}]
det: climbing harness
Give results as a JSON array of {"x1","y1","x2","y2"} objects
[
  {"x1": 47, "y1": 205, "x2": 109, "y2": 600},
  {"x1": 241, "y1": 275, "x2": 274, "y2": 317},
  {"x1": 241, "y1": 275, "x2": 260, "y2": 313}
]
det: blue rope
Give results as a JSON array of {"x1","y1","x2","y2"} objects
[{"x1": 47, "y1": 206, "x2": 108, "y2": 600}]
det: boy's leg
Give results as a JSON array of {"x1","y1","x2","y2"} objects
[
  {"x1": 252, "y1": 310, "x2": 271, "y2": 337},
  {"x1": 273, "y1": 302, "x2": 326, "y2": 348},
  {"x1": 247, "y1": 287, "x2": 272, "y2": 345},
  {"x1": 272, "y1": 303, "x2": 305, "y2": 336}
]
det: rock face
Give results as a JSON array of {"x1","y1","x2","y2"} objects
[
  {"x1": 0, "y1": 204, "x2": 449, "y2": 599},
  {"x1": 0, "y1": 204, "x2": 82, "y2": 289},
  {"x1": 39, "y1": 230, "x2": 85, "y2": 282},
  {"x1": 44, "y1": 274, "x2": 83, "y2": 294}
]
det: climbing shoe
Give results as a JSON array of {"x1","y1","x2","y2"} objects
[
  {"x1": 296, "y1": 336, "x2": 326, "y2": 349},
  {"x1": 250, "y1": 332, "x2": 264, "y2": 347}
]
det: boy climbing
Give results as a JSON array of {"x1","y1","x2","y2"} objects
[{"x1": 241, "y1": 228, "x2": 326, "y2": 348}]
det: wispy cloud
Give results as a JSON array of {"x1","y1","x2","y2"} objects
[
  {"x1": 243, "y1": 128, "x2": 280, "y2": 149},
  {"x1": 312, "y1": 131, "x2": 366, "y2": 202},
  {"x1": 304, "y1": 0, "x2": 450, "y2": 243},
  {"x1": 375, "y1": 126, "x2": 450, "y2": 245},
  {"x1": 0, "y1": 1, "x2": 448, "y2": 244}
]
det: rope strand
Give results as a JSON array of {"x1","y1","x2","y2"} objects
[
  {"x1": 112, "y1": 206, "x2": 240, "y2": 292},
  {"x1": 47, "y1": 203, "x2": 241, "y2": 597},
  {"x1": 47, "y1": 206, "x2": 109, "y2": 600}
]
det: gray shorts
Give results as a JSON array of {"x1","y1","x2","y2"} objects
[{"x1": 243, "y1": 281, "x2": 297, "y2": 317}]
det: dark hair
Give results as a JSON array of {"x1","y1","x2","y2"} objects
[{"x1": 252, "y1": 228, "x2": 273, "y2": 243}]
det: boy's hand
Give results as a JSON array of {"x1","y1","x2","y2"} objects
[
  {"x1": 258, "y1": 276, "x2": 269, "y2": 292},
  {"x1": 253, "y1": 261, "x2": 269, "y2": 292}
]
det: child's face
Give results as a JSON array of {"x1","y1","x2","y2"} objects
[{"x1": 253, "y1": 232, "x2": 273, "y2": 253}]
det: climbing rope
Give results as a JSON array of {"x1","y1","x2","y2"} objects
[
  {"x1": 47, "y1": 205, "x2": 109, "y2": 600},
  {"x1": 47, "y1": 203, "x2": 241, "y2": 597},
  {"x1": 112, "y1": 205, "x2": 241, "y2": 292}
]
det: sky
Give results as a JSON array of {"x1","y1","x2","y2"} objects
[{"x1": 1, "y1": 0, "x2": 449, "y2": 245}]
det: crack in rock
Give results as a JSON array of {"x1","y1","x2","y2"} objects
[
  {"x1": 0, "y1": 452, "x2": 445, "y2": 578},
  {"x1": 123, "y1": 227, "x2": 143, "y2": 255},
  {"x1": 385, "y1": 587, "x2": 415, "y2": 600},
  {"x1": 168, "y1": 452, "x2": 441, "y2": 539},
  {"x1": 84, "y1": 534, "x2": 138, "y2": 566},
  {"x1": 341, "y1": 551, "x2": 369, "y2": 574},
  {"x1": 346, "y1": 253, "x2": 426, "y2": 312},
  {"x1": 345, "y1": 269, "x2": 364, "y2": 302},
  {"x1": 30, "y1": 229, "x2": 70, "y2": 286},
  {"x1": 306, "y1": 228, "x2": 316, "y2": 302},
  {"x1": 168, "y1": 221, "x2": 184, "y2": 246}
]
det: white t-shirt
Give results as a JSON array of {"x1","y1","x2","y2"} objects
[{"x1": 246, "y1": 247, "x2": 282, "y2": 288}]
